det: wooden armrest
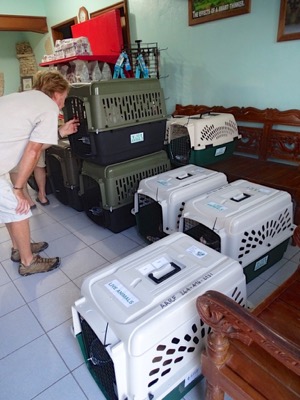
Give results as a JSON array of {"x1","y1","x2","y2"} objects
[
  {"x1": 196, "y1": 290, "x2": 300, "y2": 375},
  {"x1": 293, "y1": 225, "x2": 300, "y2": 247}
]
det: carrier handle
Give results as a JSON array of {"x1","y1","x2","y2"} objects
[
  {"x1": 190, "y1": 111, "x2": 218, "y2": 119},
  {"x1": 148, "y1": 262, "x2": 181, "y2": 284},
  {"x1": 230, "y1": 193, "x2": 251, "y2": 202},
  {"x1": 176, "y1": 172, "x2": 192, "y2": 180}
]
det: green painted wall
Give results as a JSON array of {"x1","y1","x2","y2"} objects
[{"x1": 1, "y1": 0, "x2": 300, "y2": 114}]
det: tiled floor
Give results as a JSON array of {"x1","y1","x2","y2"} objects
[{"x1": 0, "y1": 191, "x2": 299, "y2": 400}]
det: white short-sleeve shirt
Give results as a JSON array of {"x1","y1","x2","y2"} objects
[{"x1": 0, "y1": 90, "x2": 59, "y2": 175}]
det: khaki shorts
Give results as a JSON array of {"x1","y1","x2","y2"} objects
[
  {"x1": 10, "y1": 151, "x2": 46, "y2": 174},
  {"x1": 0, "y1": 175, "x2": 31, "y2": 223}
]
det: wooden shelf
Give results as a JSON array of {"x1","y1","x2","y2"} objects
[
  {"x1": 39, "y1": 54, "x2": 118, "y2": 67},
  {"x1": 0, "y1": 15, "x2": 48, "y2": 34}
]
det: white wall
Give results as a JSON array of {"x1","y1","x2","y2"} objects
[{"x1": 1, "y1": 0, "x2": 300, "y2": 115}]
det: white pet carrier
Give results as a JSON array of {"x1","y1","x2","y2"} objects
[
  {"x1": 167, "y1": 112, "x2": 240, "y2": 167},
  {"x1": 72, "y1": 232, "x2": 246, "y2": 400},
  {"x1": 180, "y1": 179, "x2": 295, "y2": 282},
  {"x1": 133, "y1": 164, "x2": 227, "y2": 242}
]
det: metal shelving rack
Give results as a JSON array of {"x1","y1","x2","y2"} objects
[{"x1": 123, "y1": 40, "x2": 160, "y2": 79}]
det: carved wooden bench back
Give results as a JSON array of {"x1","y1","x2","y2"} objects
[{"x1": 196, "y1": 266, "x2": 300, "y2": 399}]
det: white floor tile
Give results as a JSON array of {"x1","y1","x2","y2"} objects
[
  {"x1": 0, "y1": 335, "x2": 69, "y2": 400},
  {"x1": 28, "y1": 281, "x2": 81, "y2": 332},
  {"x1": 0, "y1": 263, "x2": 11, "y2": 286},
  {"x1": 246, "y1": 275, "x2": 265, "y2": 297},
  {"x1": 91, "y1": 233, "x2": 140, "y2": 261},
  {"x1": 0, "y1": 239, "x2": 13, "y2": 262},
  {"x1": 0, "y1": 305, "x2": 44, "y2": 358},
  {"x1": 268, "y1": 260, "x2": 299, "y2": 286},
  {"x1": 121, "y1": 226, "x2": 148, "y2": 246},
  {"x1": 0, "y1": 281, "x2": 25, "y2": 317},
  {"x1": 30, "y1": 221, "x2": 70, "y2": 243},
  {"x1": 48, "y1": 319, "x2": 85, "y2": 371},
  {"x1": 0, "y1": 225, "x2": 11, "y2": 243},
  {"x1": 41, "y1": 199, "x2": 80, "y2": 221},
  {"x1": 283, "y1": 242, "x2": 300, "y2": 259},
  {"x1": 29, "y1": 212, "x2": 57, "y2": 232},
  {"x1": 33, "y1": 374, "x2": 87, "y2": 400},
  {"x1": 73, "y1": 223, "x2": 113, "y2": 245},
  {"x1": 256, "y1": 257, "x2": 288, "y2": 281},
  {"x1": 59, "y1": 212, "x2": 94, "y2": 233},
  {"x1": 2, "y1": 257, "x2": 28, "y2": 281},
  {"x1": 72, "y1": 364, "x2": 107, "y2": 400},
  {"x1": 43, "y1": 233, "x2": 87, "y2": 258},
  {"x1": 291, "y1": 251, "x2": 300, "y2": 264},
  {"x1": 14, "y1": 267, "x2": 70, "y2": 302},
  {"x1": 60, "y1": 247, "x2": 107, "y2": 280},
  {"x1": 109, "y1": 244, "x2": 145, "y2": 262},
  {"x1": 247, "y1": 280, "x2": 278, "y2": 308}
]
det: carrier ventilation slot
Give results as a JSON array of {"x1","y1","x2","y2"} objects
[
  {"x1": 199, "y1": 119, "x2": 238, "y2": 142},
  {"x1": 147, "y1": 320, "x2": 206, "y2": 388},
  {"x1": 238, "y1": 208, "x2": 293, "y2": 262},
  {"x1": 114, "y1": 163, "x2": 170, "y2": 204},
  {"x1": 147, "y1": 285, "x2": 244, "y2": 389},
  {"x1": 101, "y1": 91, "x2": 165, "y2": 127}
]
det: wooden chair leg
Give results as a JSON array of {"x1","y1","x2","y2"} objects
[
  {"x1": 202, "y1": 332, "x2": 229, "y2": 400},
  {"x1": 292, "y1": 225, "x2": 300, "y2": 247},
  {"x1": 206, "y1": 332, "x2": 229, "y2": 367},
  {"x1": 206, "y1": 381, "x2": 225, "y2": 400}
]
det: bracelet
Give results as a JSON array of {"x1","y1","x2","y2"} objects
[
  {"x1": 13, "y1": 186, "x2": 23, "y2": 190},
  {"x1": 58, "y1": 129, "x2": 63, "y2": 140}
]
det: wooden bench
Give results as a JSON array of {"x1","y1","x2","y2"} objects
[
  {"x1": 196, "y1": 265, "x2": 300, "y2": 400},
  {"x1": 172, "y1": 105, "x2": 300, "y2": 226}
]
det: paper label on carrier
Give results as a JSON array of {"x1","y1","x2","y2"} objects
[
  {"x1": 207, "y1": 201, "x2": 227, "y2": 212},
  {"x1": 156, "y1": 179, "x2": 172, "y2": 187},
  {"x1": 138, "y1": 257, "x2": 170, "y2": 275},
  {"x1": 130, "y1": 132, "x2": 144, "y2": 143},
  {"x1": 215, "y1": 146, "x2": 226, "y2": 156},
  {"x1": 254, "y1": 255, "x2": 269, "y2": 271},
  {"x1": 184, "y1": 367, "x2": 201, "y2": 388},
  {"x1": 105, "y1": 279, "x2": 139, "y2": 308},
  {"x1": 186, "y1": 245, "x2": 207, "y2": 259}
]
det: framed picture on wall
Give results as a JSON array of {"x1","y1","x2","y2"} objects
[
  {"x1": 21, "y1": 76, "x2": 33, "y2": 91},
  {"x1": 188, "y1": 0, "x2": 251, "y2": 26},
  {"x1": 277, "y1": 0, "x2": 300, "y2": 42}
]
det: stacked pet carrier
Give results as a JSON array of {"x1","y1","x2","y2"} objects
[
  {"x1": 72, "y1": 232, "x2": 246, "y2": 400},
  {"x1": 45, "y1": 139, "x2": 83, "y2": 211},
  {"x1": 133, "y1": 164, "x2": 227, "y2": 243},
  {"x1": 80, "y1": 151, "x2": 170, "y2": 233},
  {"x1": 63, "y1": 78, "x2": 170, "y2": 232},
  {"x1": 180, "y1": 179, "x2": 295, "y2": 282},
  {"x1": 166, "y1": 112, "x2": 240, "y2": 167}
]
